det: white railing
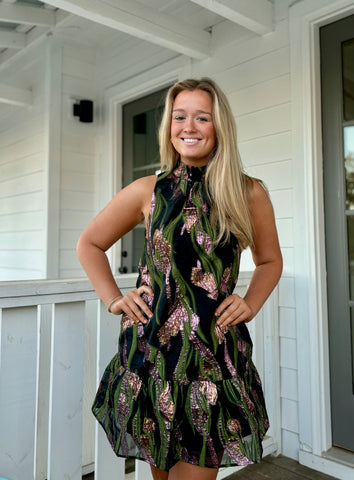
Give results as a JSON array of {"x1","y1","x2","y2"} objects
[{"x1": 0, "y1": 273, "x2": 280, "y2": 480}]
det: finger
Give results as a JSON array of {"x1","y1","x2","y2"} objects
[
  {"x1": 138, "y1": 285, "x2": 154, "y2": 297},
  {"x1": 123, "y1": 296, "x2": 149, "y2": 324},
  {"x1": 133, "y1": 293, "x2": 153, "y2": 319},
  {"x1": 217, "y1": 304, "x2": 240, "y2": 327},
  {"x1": 215, "y1": 296, "x2": 234, "y2": 317}
]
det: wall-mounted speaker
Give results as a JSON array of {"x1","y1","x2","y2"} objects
[{"x1": 73, "y1": 99, "x2": 93, "y2": 123}]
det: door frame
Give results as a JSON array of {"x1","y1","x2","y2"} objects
[
  {"x1": 290, "y1": 0, "x2": 354, "y2": 478},
  {"x1": 98, "y1": 57, "x2": 184, "y2": 274}
]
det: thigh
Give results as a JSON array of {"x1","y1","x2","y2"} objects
[
  {"x1": 169, "y1": 461, "x2": 218, "y2": 480},
  {"x1": 150, "y1": 464, "x2": 169, "y2": 480}
]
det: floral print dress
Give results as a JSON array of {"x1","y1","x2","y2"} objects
[{"x1": 92, "y1": 161, "x2": 269, "y2": 471}]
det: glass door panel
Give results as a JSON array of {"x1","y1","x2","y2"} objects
[{"x1": 120, "y1": 87, "x2": 170, "y2": 274}]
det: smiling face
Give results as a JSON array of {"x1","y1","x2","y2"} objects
[{"x1": 170, "y1": 89, "x2": 216, "y2": 167}]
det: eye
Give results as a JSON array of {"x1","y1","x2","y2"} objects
[{"x1": 173, "y1": 115, "x2": 185, "y2": 121}]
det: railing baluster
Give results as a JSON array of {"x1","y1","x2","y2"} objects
[
  {"x1": 94, "y1": 300, "x2": 125, "y2": 479},
  {"x1": 34, "y1": 304, "x2": 52, "y2": 480},
  {"x1": 47, "y1": 301, "x2": 85, "y2": 480},
  {"x1": 0, "y1": 306, "x2": 38, "y2": 480}
]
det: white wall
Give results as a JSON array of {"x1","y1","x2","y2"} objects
[
  {"x1": 59, "y1": 43, "x2": 97, "y2": 279},
  {"x1": 0, "y1": 47, "x2": 47, "y2": 281}
]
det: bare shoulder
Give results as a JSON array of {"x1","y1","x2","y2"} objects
[
  {"x1": 129, "y1": 174, "x2": 157, "y2": 222},
  {"x1": 247, "y1": 177, "x2": 272, "y2": 211}
]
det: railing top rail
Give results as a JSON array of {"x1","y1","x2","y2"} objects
[{"x1": 0, "y1": 271, "x2": 253, "y2": 308}]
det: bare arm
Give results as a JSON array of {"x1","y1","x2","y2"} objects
[
  {"x1": 77, "y1": 175, "x2": 156, "y2": 320},
  {"x1": 216, "y1": 179, "x2": 283, "y2": 327}
]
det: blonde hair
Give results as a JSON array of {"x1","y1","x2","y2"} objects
[{"x1": 158, "y1": 78, "x2": 253, "y2": 249}]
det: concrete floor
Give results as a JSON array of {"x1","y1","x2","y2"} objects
[{"x1": 83, "y1": 455, "x2": 340, "y2": 479}]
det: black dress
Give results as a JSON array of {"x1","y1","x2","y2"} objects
[{"x1": 92, "y1": 161, "x2": 269, "y2": 471}]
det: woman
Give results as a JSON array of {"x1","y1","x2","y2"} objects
[{"x1": 77, "y1": 78, "x2": 282, "y2": 480}]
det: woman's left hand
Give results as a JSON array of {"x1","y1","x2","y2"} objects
[{"x1": 215, "y1": 294, "x2": 253, "y2": 331}]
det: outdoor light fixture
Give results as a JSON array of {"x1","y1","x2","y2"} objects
[{"x1": 73, "y1": 99, "x2": 93, "y2": 123}]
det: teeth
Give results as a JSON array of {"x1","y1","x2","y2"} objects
[{"x1": 183, "y1": 138, "x2": 199, "y2": 143}]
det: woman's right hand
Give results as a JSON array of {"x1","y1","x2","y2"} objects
[{"x1": 109, "y1": 286, "x2": 154, "y2": 324}]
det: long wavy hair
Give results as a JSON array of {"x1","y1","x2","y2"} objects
[{"x1": 158, "y1": 77, "x2": 253, "y2": 249}]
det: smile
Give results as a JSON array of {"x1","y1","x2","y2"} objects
[{"x1": 181, "y1": 138, "x2": 200, "y2": 143}]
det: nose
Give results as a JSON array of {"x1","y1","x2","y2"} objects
[{"x1": 183, "y1": 116, "x2": 196, "y2": 132}]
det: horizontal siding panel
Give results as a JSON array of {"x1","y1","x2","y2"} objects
[
  {"x1": 279, "y1": 307, "x2": 296, "y2": 339},
  {"x1": 61, "y1": 130, "x2": 96, "y2": 156},
  {"x1": 0, "y1": 250, "x2": 44, "y2": 270},
  {"x1": 281, "y1": 367, "x2": 298, "y2": 402},
  {"x1": 0, "y1": 211, "x2": 44, "y2": 232},
  {"x1": 0, "y1": 231, "x2": 43, "y2": 250},
  {"x1": 229, "y1": 74, "x2": 290, "y2": 116},
  {"x1": 60, "y1": 229, "x2": 82, "y2": 249},
  {"x1": 59, "y1": 249, "x2": 82, "y2": 270},
  {"x1": 213, "y1": 46, "x2": 290, "y2": 93},
  {"x1": 0, "y1": 192, "x2": 43, "y2": 215},
  {"x1": 60, "y1": 191, "x2": 94, "y2": 211},
  {"x1": 0, "y1": 134, "x2": 45, "y2": 165},
  {"x1": 98, "y1": 41, "x2": 172, "y2": 86},
  {"x1": 271, "y1": 189, "x2": 293, "y2": 219},
  {"x1": 61, "y1": 151, "x2": 95, "y2": 174},
  {"x1": 0, "y1": 153, "x2": 43, "y2": 178},
  {"x1": 236, "y1": 103, "x2": 291, "y2": 142},
  {"x1": 60, "y1": 210, "x2": 94, "y2": 230},
  {"x1": 59, "y1": 268, "x2": 85, "y2": 279},
  {"x1": 0, "y1": 268, "x2": 43, "y2": 281},
  {"x1": 0, "y1": 172, "x2": 43, "y2": 198},
  {"x1": 247, "y1": 160, "x2": 292, "y2": 190},
  {"x1": 0, "y1": 113, "x2": 44, "y2": 147},
  {"x1": 61, "y1": 172, "x2": 95, "y2": 193},
  {"x1": 62, "y1": 76, "x2": 96, "y2": 98},
  {"x1": 279, "y1": 277, "x2": 295, "y2": 308},
  {"x1": 280, "y1": 337, "x2": 297, "y2": 369},
  {"x1": 276, "y1": 218, "x2": 293, "y2": 248},
  {"x1": 240, "y1": 131, "x2": 291, "y2": 166},
  {"x1": 281, "y1": 398, "x2": 299, "y2": 434},
  {"x1": 201, "y1": 18, "x2": 289, "y2": 81}
]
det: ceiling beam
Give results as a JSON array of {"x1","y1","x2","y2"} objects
[
  {"x1": 42, "y1": 0, "x2": 210, "y2": 59},
  {"x1": 0, "y1": 83, "x2": 32, "y2": 107},
  {"x1": 190, "y1": 0, "x2": 273, "y2": 35},
  {"x1": 0, "y1": 3, "x2": 56, "y2": 27},
  {"x1": 0, "y1": 30, "x2": 25, "y2": 49}
]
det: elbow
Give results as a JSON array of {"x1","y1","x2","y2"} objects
[{"x1": 76, "y1": 231, "x2": 90, "y2": 264}]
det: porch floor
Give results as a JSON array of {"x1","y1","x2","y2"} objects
[
  {"x1": 223, "y1": 455, "x2": 339, "y2": 479},
  {"x1": 83, "y1": 455, "x2": 340, "y2": 479}
]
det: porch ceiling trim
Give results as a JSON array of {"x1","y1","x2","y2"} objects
[
  {"x1": 190, "y1": 0, "x2": 273, "y2": 35},
  {"x1": 42, "y1": 0, "x2": 210, "y2": 59},
  {"x1": 0, "y1": 3, "x2": 56, "y2": 27},
  {"x1": 0, "y1": 30, "x2": 25, "y2": 49},
  {"x1": 0, "y1": 82, "x2": 32, "y2": 106}
]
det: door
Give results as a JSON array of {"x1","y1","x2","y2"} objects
[
  {"x1": 321, "y1": 15, "x2": 354, "y2": 451},
  {"x1": 119, "y1": 86, "x2": 170, "y2": 274}
]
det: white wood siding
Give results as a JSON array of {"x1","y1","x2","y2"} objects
[
  {"x1": 59, "y1": 44, "x2": 97, "y2": 279},
  {"x1": 0, "y1": 49, "x2": 47, "y2": 281}
]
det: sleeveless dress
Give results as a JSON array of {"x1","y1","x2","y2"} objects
[{"x1": 92, "y1": 161, "x2": 269, "y2": 471}]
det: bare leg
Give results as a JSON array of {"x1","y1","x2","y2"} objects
[
  {"x1": 169, "y1": 461, "x2": 218, "y2": 480},
  {"x1": 150, "y1": 465, "x2": 169, "y2": 480}
]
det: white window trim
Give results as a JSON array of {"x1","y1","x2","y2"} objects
[{"x1": 290, "y1": 1, "x2": 354, "y2": 478}]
